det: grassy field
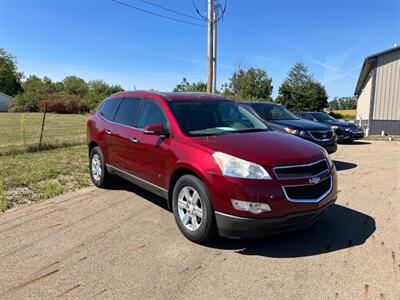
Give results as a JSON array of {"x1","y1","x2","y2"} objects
[
  {"x1": 0, "y1": 112, "x2": 87, "y2": 155},
  {"x1": 332, "y1": 109, "x2": 357, "y2": 121},
  {"x1": 0, "y1": 112, "x2": 90, "y2": 211}
]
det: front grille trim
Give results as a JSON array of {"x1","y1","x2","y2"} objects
[
  {"x1": 308, "y1": 130, "x2": 334, "y2": 141},
  {"x1": 282, "y1": 176, "x2": 333, "y2": 203},
  {"x1": 273, "y1": 159, "x2": 329, "y2": 180}
]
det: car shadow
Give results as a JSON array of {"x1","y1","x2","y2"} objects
[
  {"x1": 333, "y1": 160, "x2": 358, "y2": 171},
  {"x1": 347, "y1": 141, "x2": 371, "y2": 145},
  {"x1": 205, "y1": 204, "x2": 375, "y2": 258},
  {"x1": 108, "y1": 179, "x2": 375, "y2": 258},
  {"x1": 108, "y1": 180, "x2": 169, "y2": 210}
]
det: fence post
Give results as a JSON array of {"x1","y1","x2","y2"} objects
[{"x1": 39, "y1": 102, "x2": 47, "y2": 150}]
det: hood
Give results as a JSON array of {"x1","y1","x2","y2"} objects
[
  {"x1": 267, "y1": 119, "x2": 331, "y2": 131},
  {"x1": 326, "y1": 121, "x2": 354, "y2": 127},
  {"x1": 192, "y1": 131, "x2": 325, "y2": 167}
]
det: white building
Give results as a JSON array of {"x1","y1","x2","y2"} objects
[
  {"x1": 0, "y1": 92, "x2": 13, "y2": 112},
  {"x1": 355, "y1": 46, "x2": 400, "y2": 135}
]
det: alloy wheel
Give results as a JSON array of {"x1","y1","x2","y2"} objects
[
  {"x1": 177, "y1": 186, "x2": 204, "y2": 231},
  {"x1": 91, "y1": 153, "x2": 102, "y2": 182}
]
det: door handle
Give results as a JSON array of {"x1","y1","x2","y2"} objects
[
  {"x1": 130, "y1": 137, "x2": 139, "y2": 144},
  {"x1": 105, "y1": 129, "x2": 112, "y2": 135}
]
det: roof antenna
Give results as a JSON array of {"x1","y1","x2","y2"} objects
[{"x1": 133, "y1": 84, "x2": 137, "y2": 90}]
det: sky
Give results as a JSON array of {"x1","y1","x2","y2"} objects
[{"x1": 1, "y1": 0, "x2": 399, "y2": 99}]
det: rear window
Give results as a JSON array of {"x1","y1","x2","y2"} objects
[
  {"x1": 99, "y1": 99, "x2": 121, "y2": 121},
  {"x1": 114, "y1": 98, "x2": 141, "y2": 127}
]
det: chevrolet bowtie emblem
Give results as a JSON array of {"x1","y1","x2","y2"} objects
[{"x1": 309, "y1": 177, "x2": 321, "y2": 184}]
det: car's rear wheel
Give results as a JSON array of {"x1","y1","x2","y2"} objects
[
  {"x1": 89, "y1": 146, "x2": 114, "y2": 188},
  {"x1": 172, "y1": 175, "x2": 216, "y2": 243}
]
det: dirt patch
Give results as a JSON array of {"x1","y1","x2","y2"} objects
[{"x1": 6, "y1": 187, "x2": 33, "y2": 208}]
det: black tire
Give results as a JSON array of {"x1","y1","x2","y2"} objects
[
  {"x1": 89, "y1": 146, "x2": 114, "y2": 188},
  {"x1": 172, "y1": 175, "x2": 216, "y2": 243}
]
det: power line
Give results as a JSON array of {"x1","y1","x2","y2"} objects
[
  {"x1": 136, "y1": 0, "x2": 205, "y2": 22},
  {"x1": 193, "y1": 0, "x2": 227, "y2": 23},
  {"x1": 110, "y1": 0, "x2": 207, "y2": 27}
]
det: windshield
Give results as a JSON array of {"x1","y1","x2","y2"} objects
[
  {"x1": 250, "y1": 103, "x2": 299, "y2": 120},
  {"x1": 313, "y1": 112, "x2": 337, "y2": 123},
  {"x1": 168, "y1": 100, "x2": 268, "y2": 136}
]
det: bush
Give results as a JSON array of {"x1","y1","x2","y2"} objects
[{"x1": 38, "y1": 93, "x2": 84, "y2": 114}]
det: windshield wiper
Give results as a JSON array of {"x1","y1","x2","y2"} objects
[
  {"x1": 234, "y1": 128, "x2": 269, "y2": 133},
  {"x1": 190, "y1": 132, "x2": 227, "y2": 137}
]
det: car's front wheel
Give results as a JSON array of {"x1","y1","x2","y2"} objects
[
  {"x1": 89, "y1": 146, "x2": 114, "y2": 188},
  {"x1": 172, "y1": 175, "x2": 216, "y2": 243}
]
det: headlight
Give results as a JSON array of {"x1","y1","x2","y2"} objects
[
  {"x1": 322, "y1": 148, "x2": 334, "y2": 168},
  {"x1": 231, "y1": 199, "x2": 271, "y2": 214},
  {"x1": 285, "y1": 128, "x2": 297, "y2": 135},
  {"x1": 212, "y1": 152, "x2": 271, "y2": 179},
  {"x1": 285, "y1": 128, "x2": 306, "y2": 136},
  {"x1": 332, "y1": 125, "x2": 338, "y2": 130},
  {"x1": 345, "y1": 127, "x2": 352, "y2": 132}
]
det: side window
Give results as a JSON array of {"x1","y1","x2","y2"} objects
[
  {"x1": 137, "y1": 100, "x2": 168, "y2": 129},
  {"x1": 303, "y1": 114, "x2": 313, "y2": 121},
  {"x1": 309, "y1": 114, "x2": 319, "y2": 122},
  {"x1": 99, "y1": 99, "x2": 121, "y2": 121},
  {"x1": 114, "y1": 98, "x2": 141, "y2": 127}
]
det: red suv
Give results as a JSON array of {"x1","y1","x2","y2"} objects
[{"x1": 87, "y1": 91, "x2": 337, "y2": 243}]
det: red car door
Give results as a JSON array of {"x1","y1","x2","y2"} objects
[
  {"x1": 108, "y1": 98, "x2": 142, "y2": 173},
  {"x1": 127, "y1": 99, "x2": 172, "y2": 188}
]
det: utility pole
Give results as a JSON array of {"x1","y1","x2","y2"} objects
[
  {"x1": 212, "y1": 5, "x2": 218, "y2": 93},
  {"x1": 207, "y1": 0, "x2": 214, "y2": 93}
]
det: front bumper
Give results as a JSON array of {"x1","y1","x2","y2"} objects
[
  {"x1": 336, "y1": 131, "x2": 364, "y2": 142},
  {"x1": 301, "y1": 136, "x2": 337, "y2": 154},
  {"x1": 215, "y1": 199, "x2": 336, "y2": 239},
  {"x1": 322, "y1": 143, "x2": 337, "y2": 154}
]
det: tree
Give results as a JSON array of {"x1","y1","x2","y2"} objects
[
  {"x1": 0, "y1": 48, "x2": 23, "y2": 96},
  {"x1": 83, "y1": 80, "x2": 124, "y2": 110},
  {"x1": 173, "y1": 78, "x2": 207, "y2": 92},
  {"x1": 329, "y1": 98, "x2": 339, "y2": 110},
  {"x1": 38, "y1": 92, "x2": 83, "y2": 114},
  {"x1": 63, "y1": 76, "x2": 88, "y2": 97},
  {"x1": 329, "y1": 96, "x2": 357, "y2": 110},
  {"x1": 11, "y1": 75, "x2": 52, "y2": 112},
  {"x1": 276, "y1": 62, "x2": 328, "y2": 111},
  {"x1": 226, "y1": 67, "x2": 273, "y2": 101}
]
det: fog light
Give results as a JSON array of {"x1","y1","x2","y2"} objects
[{"x1": 231, "y1": 199, "x2": 271, "y2": 214}]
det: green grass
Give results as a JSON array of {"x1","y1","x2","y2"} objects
[
  {"x1": 0, "y1": 112, "x2": 88, "y2": 155},
  {"x1": 0, "y1": 112, "x2": 91, "y2": 211},
  {"x1": 0, "y1": 144, "x2": 90, "y2": 211}
]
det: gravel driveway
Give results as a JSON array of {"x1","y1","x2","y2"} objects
[{"x1": 0, "y1": 140, "x2": 399, "y2": 299}]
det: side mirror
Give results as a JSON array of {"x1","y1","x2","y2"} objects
[{"x1": 144, "y1": 123, "x2": 169, "y2": 136}]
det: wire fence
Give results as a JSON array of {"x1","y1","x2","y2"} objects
[{"x1": 0, "y1": 112, "x2": 88, "y2": 156}]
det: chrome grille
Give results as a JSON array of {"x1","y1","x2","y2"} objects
[
  {"x1": 308, "y1": 130, "x2": 334, "y2": 141},
  {"x1": 283, "y1": 176, "x2": 333, "y2": 203},
  {"x1": 273, "y1": 159, "x2": 329, "y2": 180}
]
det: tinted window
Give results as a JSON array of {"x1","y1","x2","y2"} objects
[
  {"x1": 302, "y1": 114, "x2": 316, "y2": 121},
  {"x1": 251, "y1": 103, "x2": 299, "y2": 121},
  {"x1": 137, "y1": 100, "x2": 168, "y2": 129},
  {"x1": 114, "y1": 98, "x2": 141, "y2": 127},
  {"x1": 99, "y1": 99, "x2": 121, "y2": 121},
  {"x1": 312, "y1": 112, "x2": 337, "y2": 123},
  {"x1": 168, "y1": 100, "x2": 268, "y2": 136}
]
